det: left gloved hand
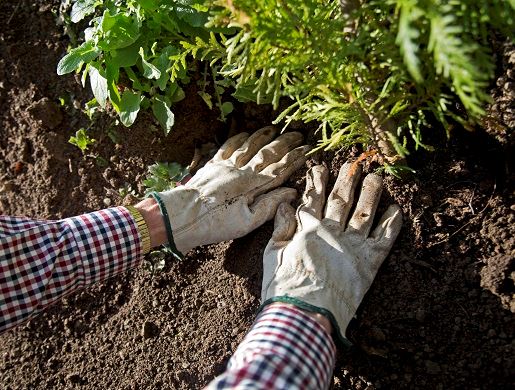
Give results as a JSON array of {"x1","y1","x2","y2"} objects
[{"x1": 151, "y1": 127, "x2": 310, "y2": 256}]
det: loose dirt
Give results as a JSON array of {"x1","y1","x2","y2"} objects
[{"x1": 1, "y1": 2, "x2": 513, "y2": 389}]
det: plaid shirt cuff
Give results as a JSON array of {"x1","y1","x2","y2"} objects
[
  {"x1": 0, "y1": 207, "x2": 143, "y2": 334},
  {"x1": 207, "y1": 303, "x2": 336, "y2": 389}
]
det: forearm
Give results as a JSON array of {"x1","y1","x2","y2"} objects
[
  {"x1": 0, "y1": 207, "x2": 144, "y2": 334},
  {"x1": 206, "y1": 303, "x2": 336, "y2": 390}
]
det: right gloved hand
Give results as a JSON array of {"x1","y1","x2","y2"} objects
[{"x1": 261, "y1": 163, "x2": 403, "y2": 344}]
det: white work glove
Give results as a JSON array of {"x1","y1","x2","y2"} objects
[
  {"x1": 151, "y1": 127, "x2": 310, "y2": 256},
  {"x1": 261, "y1": 163, "x2": 403, "y2": 345}
]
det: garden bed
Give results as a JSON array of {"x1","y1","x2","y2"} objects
[{"x1": 0, "y1": 1, "x2": 513, "y2": 389}]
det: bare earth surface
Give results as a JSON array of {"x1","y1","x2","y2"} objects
[{"x1": 1, "y1": 2, "x2": 514, "y2": 389}]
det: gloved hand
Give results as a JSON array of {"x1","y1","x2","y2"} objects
[
  {"x1": 261, "y1": 163, "x2": 403, "y2": 344},
  {"x1": 151, "y1": 126, "x2": 310, "y2": 256}
]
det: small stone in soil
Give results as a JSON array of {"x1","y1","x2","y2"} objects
[{"x1": 141, "y1": 321, "x2": 159, "y2": 339}]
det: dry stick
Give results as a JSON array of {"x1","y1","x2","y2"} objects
[
  {"x1": 7, "y1": 3, "x2": 21, "y2": 25},
  {"x1": 428, "y1": 184, "x2": 496, "y2": 247}
]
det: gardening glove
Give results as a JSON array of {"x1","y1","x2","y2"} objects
[
  {"x1": 261, "y1": 163, "x2": 403, "y2": 345},
  {"x1": 151, "y1": 126, "x2": 310, "y2": 256}
]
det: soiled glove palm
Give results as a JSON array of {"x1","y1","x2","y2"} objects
[
  {"x1": 152, "y1": 127, "x2": 310, "y2": 255},
  {"x1": 261, "y1": 163, "x2": 403, "y2": 344}
]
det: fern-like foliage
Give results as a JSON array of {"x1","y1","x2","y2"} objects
[{"x1": 201, "y1": 0, "x2": 514, "y2": 165}]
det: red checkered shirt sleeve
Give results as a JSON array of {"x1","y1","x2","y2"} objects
[
  {"x1": 206, "y1": 303, "x2": 336, "y2": 389},
  {"x1": 0, "y1": 207, "x2": 143, "y2": 334}
]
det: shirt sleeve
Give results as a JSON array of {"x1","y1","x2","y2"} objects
[
  {"x1": 0, "y1": 207, "x2": 143, "y2": 334},
  {"x1": 206, "y1": 303, "x2": 336, "y2": 390}
]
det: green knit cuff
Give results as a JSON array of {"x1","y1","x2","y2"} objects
[
  {"x1": 259, "y1": 296, "x2": 352, "y2": 348},
  {"x1": 149, "y1": 192, "x2": 184, "y2": 260}
]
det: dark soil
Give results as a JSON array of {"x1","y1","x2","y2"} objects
[{"x1": 1, "y1": 2, "x2": 513, "y2": 389}]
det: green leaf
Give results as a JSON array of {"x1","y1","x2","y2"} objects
[
  {"x1": 139, "y1": 47, "x2": 161, "y2": 79},
  {"x1": 143, "y1": 162, "x2": 189, "y2": 194},
  {"x1": 139, "y1": 0, "x2": 159, "y2": 11},
  {"x1": 170, "y1": 85, "x2": 185, "y2": 102},
  {"x1": 100, "y1": 10, "x2": 140, "y2": 50},
  {"x1": 57, "y1": 41, "x2": 100, "y2": 75},
  {"x1": 89, "y1": 63, "x2": 108, "y2": 108},
  {"x1": 174, "y1": 5, "x2": 208, "y2": 27},
  {"x1": 110, "y1": 43, "x2": 140, "y2": 68},
  {"x1": 69, "y1": 128, "x2": 95, "y2": 152},
  {"x1": 221, "y1": 101, "x2": 234, "y2": 116},
  {"x1": 197, "y1": 91, "x2": 213, "y2": 109},
  {"x1": 70, "y1": 0, "x2": 97, "y2": 23},
  {"x1": 119, "y1": 91, "x2": 141, "y2": 127},
  {"x1": 106, "y1": 63, "x2": 121, "y2": 112},
  {"x1": 154, "y1": 46, "x2": 178, "y2": 90},
  {"x1": 152, "y1": 97, "x2": 175, "y2": 134},
  {"x1": 396, "y1": 3, "x2": 423, "y2": 82}
]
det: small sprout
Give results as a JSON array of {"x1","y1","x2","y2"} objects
[
  {"x1": 143, "y1": 162, "x2": 189, "y2": 195},
  {"x1": 69, "y1": 128, "x2": 95, "y2": 152},
  {"x1": 144, "y1": 250, "x2": 166, "y2": 274},
  {"x1": 118, "y1": 183, "x2": 139, "y2": 198}
]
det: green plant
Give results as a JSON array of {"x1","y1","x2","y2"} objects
[
  {"x1": 201, "y1": 0, "x2": 514, "y2": 166},
  {"x1": 142, "y1": 162, "x2": 189, "y2": 195},
  {"x1": 69, "y1": 128, "x2": 96, "y2": 151},
  {"x1": 60, "y1": 1, "x2": 514, "y2": 171},
  {"x1": 57, "y1": 0, "x2": 234, "y2": 134}
]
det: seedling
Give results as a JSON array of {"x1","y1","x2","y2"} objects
[
  {"x1": 143, "y1": 162, "x2": 189, "y2": 195},
  {"x1": 143, "y1": 250, "x2": 166, "y2": 275},
  {"x1": 68, "y1": 128, "x2": 95, "y2": 152}
]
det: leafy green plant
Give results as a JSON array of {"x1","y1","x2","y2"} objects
[
  {"x1": 57, "y1": 0, "x2": 234, "y2": 134},
  {"x1": 201, "y1": 0, "x2": 514, "y2": 167},
  {"x1": 69, "y1": 128, "x2": 96, "y2": 151},
  {"x1": 142, "y1": 162, "x2": 189, "y2": 195},
  {"x1": 60, "y1": 0, "x2": 514, "y2": 172}
]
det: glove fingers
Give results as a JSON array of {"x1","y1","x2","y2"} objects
[
  {"x1": 229, "y1": 126, "x2": 277, "y2": 168},
  {"x1": 347, "y1": 173, "x2": 383, "y2": 237},
  {"x1": 324, "y1": 162, "x2": 362, "y2": 225},
  {"x1": 257, "y1": 145, "x2": 311, "y2": 191},
  {"x1": 370, "y1": 203, "x2": 403, "y2": 241},
  {"x1": 244, "y1": 132, "x2": 303, "y2": 172},
  {"x1": 298, "y1": 165, "x2": 328, "y2": 220},
  {"x1": 209, "y1": 132, "x2": 249, "y2": 163},
  {"x1": 248, "y1": 187, "x2": 297, "y2": 230},
  {"x1": 272, "y1": 202, "x2": 297, "y2": 242},
  {"x1": 368, "y1": 204, "x2": 403, "y2": 270}
]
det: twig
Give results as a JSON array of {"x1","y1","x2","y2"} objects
[
  {"x1": 7, "y1": 3, "x2": 21, "y2": 25},
  {"x1": 468, "y1": 188, "x2": 476, "y2": 215}
]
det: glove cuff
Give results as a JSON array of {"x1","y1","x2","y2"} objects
[
  {"x1": 259, "y1": 296, "x2": 352, "y2": 348},
  {"x1": 149, "y1": 191, "x2": 184, "y2": 259}
]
